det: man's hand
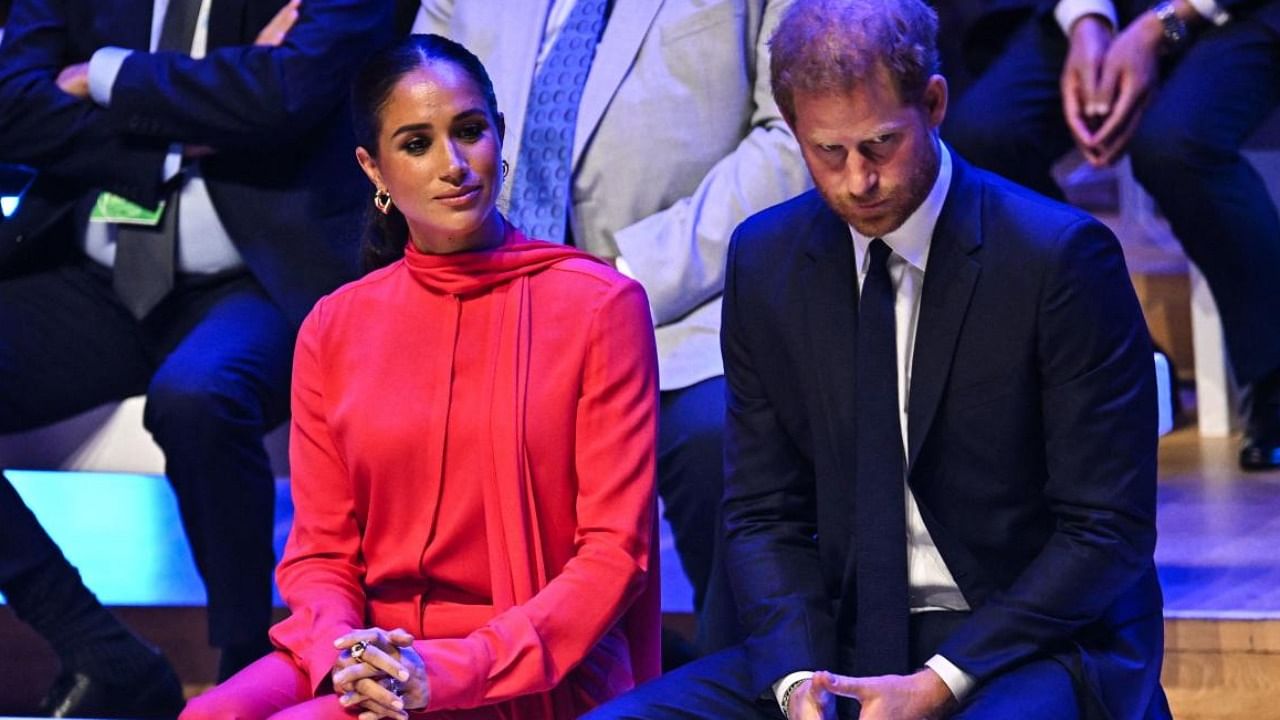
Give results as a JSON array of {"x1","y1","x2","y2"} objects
[
  {"x1": 256, "y1": 0, "x2": 301, "y2": 46},
  {"x1": 786, "y1": 677, "x2": 836, "y2": 720},
  {"x1": 56, "y1": 62, "x2": 90, "y2": 99},
  {"x1": 810, "y1": 668, "x2": 956, "y2": 720},
  {"x1": 1060, "y1": 15, "x2": 1113, "y2": 164},
  {"x1": 1086, "y1": 11, "x2": 1163, "y2": 166}
]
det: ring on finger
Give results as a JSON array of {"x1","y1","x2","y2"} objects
[{"x1": 349, "y1": 640, "x2": 367, "y2": 661}]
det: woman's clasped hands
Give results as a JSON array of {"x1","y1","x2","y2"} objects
[{"x1": 332, "y1": 627, "x2": 429, "y2": 720}]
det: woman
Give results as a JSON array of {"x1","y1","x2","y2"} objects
[{"x1": 181, "y1": 34, "x2": 660, "y2": 720}]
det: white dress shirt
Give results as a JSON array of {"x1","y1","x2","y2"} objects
[
  {"x1": 83, "y1": 0, "x2": 245, "y2": 275},
  {"x1": 773, "y1": 141, "x2": 977, "y2": 715}
]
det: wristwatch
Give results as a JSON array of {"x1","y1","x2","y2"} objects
[{"x1": 1152, "y1": 0, "x2": 1189, "y2": 49}]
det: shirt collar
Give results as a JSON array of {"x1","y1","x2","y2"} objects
[{"x1": 851, "y1": 139, "x2": 953, "y2": 277}]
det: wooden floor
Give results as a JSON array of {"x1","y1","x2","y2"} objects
[
  {"x1": 1157, "y1": 429, "x2": 1280, "y2": 618},
  {"x1": 1, "y1": 423, "x2": 1279, "y2": 717},
  {"x1": 1155, "y1": 427, "x2": 1280, "y2": 720}
]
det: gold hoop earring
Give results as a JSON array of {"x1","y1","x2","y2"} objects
[
  {"x1": 501, "y1": 159, "x2": 510, "y2": 178},
  {"x1": 373, "y1": 189, "x2": 392, "y2": 215}
]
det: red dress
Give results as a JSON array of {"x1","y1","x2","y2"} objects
[{"x1": 184, "y1": 227, "x2": 660, "y2": 719}]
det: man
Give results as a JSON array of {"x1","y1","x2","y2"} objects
[
  {"x1": 412, "y1": 0, "x2": 811, "y2": 657},
  {"x1": 944, "y1": 0, "x2": 1280, "y2": 470},
  {"x1": 0, "y1": 0, "x2": 392, "y2": 713},
  {"x1": 586, "y1": 0, "x2": 1169, "y2": 717}
]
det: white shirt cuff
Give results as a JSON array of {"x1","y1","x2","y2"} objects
[
  {"x1": 1185, "y1": 0, "x2": 1231, "y2": 24},
  {"x1": 1054, "y1": 0, "x2": 1118, "y2": 35},
  {"x1": 87, "y1": 46, "x2": 132, "y2": 107},
  {"x1": 924, "y1": 655, "x2": 976, "y2": 702},
  {"x1": 772, "y1": 671, "x2": 815, "y2": 717}
]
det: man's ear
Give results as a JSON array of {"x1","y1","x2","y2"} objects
[
  {"x1": 355, "y1": 146, "x2": 384, "y2": 190},
  {"x1": 922, "y1": 74, "x2": 948, "y2": 130}
]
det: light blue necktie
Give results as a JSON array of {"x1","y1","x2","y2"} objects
[{"x1": 507, "y1": 0, "x2": 608, "y2": 243}]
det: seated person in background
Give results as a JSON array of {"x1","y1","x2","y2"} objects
[
  {"x1": 586, "y1": 0, "x2": 1169, "y2": 717},
  {"x1": 412, "y1": 0, "x2": 812, "y2": 659},
  {"x1": 0, "y1": 0, "x2": 392, "y2": 713},
  {"x1": 944, "y1": 0, "x2": 1280, "y2": 469},
  {"x1": 181, "y1": 34, "x2": 660, "y2": 720}
]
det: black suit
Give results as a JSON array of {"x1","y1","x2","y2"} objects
[
  {"x1": 945, "y1": 0, "x2": 1280, "y2": 389},
  {"x1": 587, "y1": 155, "x2": 1170, "y2": 720},
  {"x1": 0, "y1": 0, "x2": 393, "y2": 659}
]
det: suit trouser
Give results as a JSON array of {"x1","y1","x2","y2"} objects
[
  {"x1": 0, "y1": 258, "x2": 292, "y2": 648},
  {"x1": 944, "y1": 14, "x2": 1280, "y2": 386},
  {"x1": 658, "y1": 375, "x2": 742, "y2": 653},
  {"x1": 582, "y1": 612, "x2": 1081, "y2": 719}
]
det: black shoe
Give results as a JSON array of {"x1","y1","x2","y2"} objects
[
  {"x1": 38, "y1": 656, "x2": 184, "y2": 719},
  {"x1": 1241, "y1": 370, "x2": 1280, "y2": 471},
  {"x1": 1240, "y1": 419, "x2": 1280, "y2": 470}
]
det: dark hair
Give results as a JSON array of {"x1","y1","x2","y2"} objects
[
  {"x1": 351, "y1": 34, "x2": 501, "y2": 272},
  {"x1": 770, "y1": 0, "x2": 939, "y2": 125}
]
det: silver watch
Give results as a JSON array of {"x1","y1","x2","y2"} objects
[{"x1": 1153, "y1": 0, "x2": 1189, "y2": 49}]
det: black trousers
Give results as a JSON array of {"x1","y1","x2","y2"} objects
[
  {"x1": 0, "y1": 259, "x2": 292, "y2": 648},
  {"x1": 658, "y1": 375, "x2": 741, "y2": 653},
  {"x1": 944, "y1": 14, "x2": 1280, "y2": 386},
  {"x1": 584, "y1": 612, "x2": 1080, "y2": 719}
]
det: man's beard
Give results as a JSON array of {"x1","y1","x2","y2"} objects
[{"x1": 829, "y1": 139, "x2": 940, "y2": 238}]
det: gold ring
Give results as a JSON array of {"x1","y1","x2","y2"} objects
[{"x1": 349, "y1": 640, "x2": 367, "y2": 660}]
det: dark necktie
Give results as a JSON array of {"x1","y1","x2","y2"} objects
[
  {"x1": 506, "y1": 0, "x2": 608, "y2": 243},
  {"x1": 113, "y1": 0, "x2": 201, "y2": 319},
  {"x1": 852, "y1": 238, "x2": 911, "y2": 676}
]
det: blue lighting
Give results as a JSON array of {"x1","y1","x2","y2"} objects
[
  {"x1": 6, "y1": 470, "x2": 206, "y2": 605},
  {"x1": 2, "y1": 471, "x2": 292, "y2": 607},
  {"x1": 0, "y1": 164, "x2": 35, "y2": 219}
]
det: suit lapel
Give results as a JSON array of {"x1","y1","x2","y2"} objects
[
  {"x1": 572, "y1": 0, "x2": 664, "y2": 167},
  {"x1": 803, "y1": 197, "x2": 859, "y2": 499},
  {"x1": 803, "y1": 200, "x2": 864, "y2": 611},
  {"x1": 906, "y1": 156, "x2": 984, "y2": 473}
]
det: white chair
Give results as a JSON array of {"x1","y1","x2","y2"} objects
[
  {"x1": 0, "y1": 396, "x2": 289, "y2": 474},
  {"x1": 1114, "y1": 110, "x2": 1280, "y2": 437}
]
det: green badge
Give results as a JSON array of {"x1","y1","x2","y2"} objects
[{"x1": 89, "y1": 192, "x2": 166, "y2": 226}]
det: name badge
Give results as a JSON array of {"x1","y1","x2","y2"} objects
[{"x1": 89, "y1": 192, "x2": 166, "y2": 226}]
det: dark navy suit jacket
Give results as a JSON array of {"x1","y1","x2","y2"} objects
[
  {"x1": 721, "y1": 155, "x2": 1170, "y2": 719},
  {"x1": 0, "y1": 0, "x2": 395, "y2": 326}
]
